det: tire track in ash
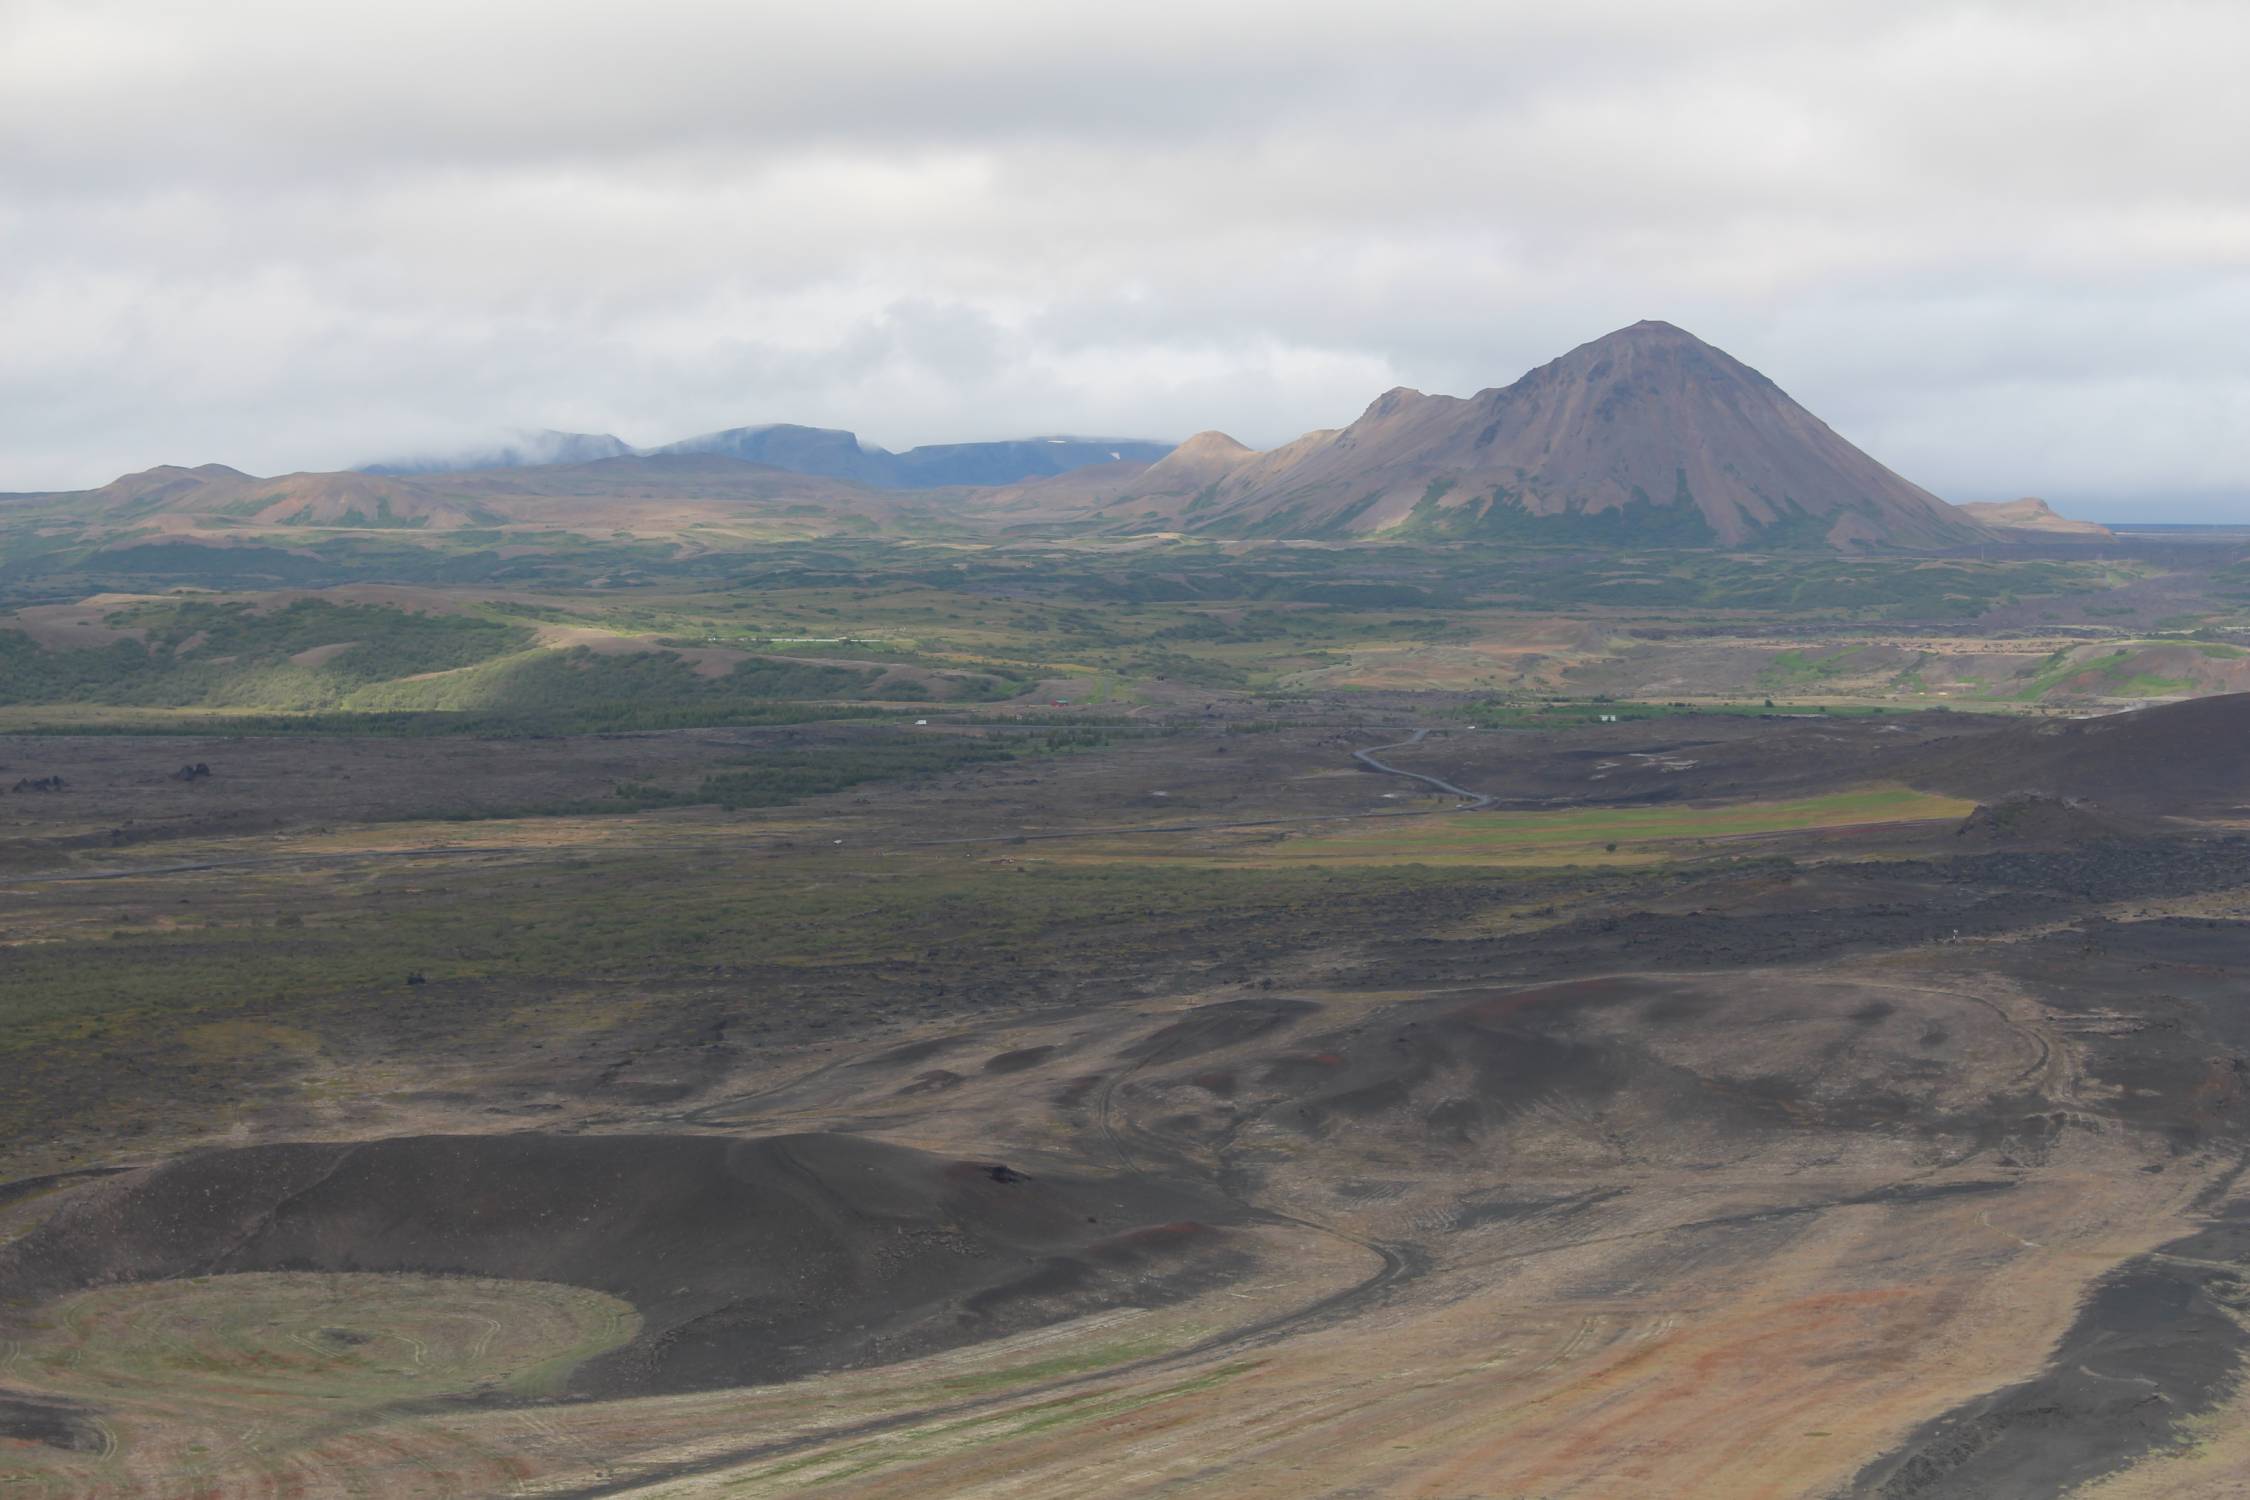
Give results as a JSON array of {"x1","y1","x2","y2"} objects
[
  {"x1": 1840, "y1": 978, "x2": 2059, "y2": 1096},
  {"x1": 542, "y1": 1011, "x2": 1427, "y2": 1500},
  {"x1": 1093, "y1": 1009, "x2": 1428, "y2": 1344},
  {"x1": 561, "y1": 972, "x2": 2048, "y2": 1494},
  {"x1": 15, "y1": 736, "x2": 1477, "y2": 1495},
  {"x1": 553, "y1": 970, "x2": 2019, "y2": 1497},
  {"x1": 539, "y1": 738, "x2": 1487, "y2": 1492}
]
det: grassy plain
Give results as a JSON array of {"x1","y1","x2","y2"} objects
[
  {"x1": 0, "y1": 1273, "x2": 638, "y2": 1492},
  {"x1": 8, "y1": 518, "x2": 2250, "y2": 1498},
  {"x1": 1204, "y1": 784, "x2": 1977, "y2": 866},
  {"x1": 5, "y1": 527, "x2": 2250, "y2": 732}
]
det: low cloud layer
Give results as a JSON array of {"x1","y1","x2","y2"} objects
[{"x1": 5, "y1": 0, "x2": 2247, "y2": 516}]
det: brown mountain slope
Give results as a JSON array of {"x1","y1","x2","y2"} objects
[
  {"x1": 1024, "y1": 430, "x2": 1267, "y2": 529},
  {"x1": 1957, "y1": 497, "x2": 2113, "y2": 536},
  {"x1": 16, "y1": 455, "x2": 921, "y2": 534},
  {"x1": 1104, "y1": 322, "x2": 1984, "y2": 548},
  {"x1": 1127, "y1": 430, "x2": 1260, "y2": 498},
  {"x1": 933, "y1": 457, "x2": 1157, "y2": 523},
  {"x1": 444, "y1": 453, "x2": 904, "y2": 511},
  {"x1": 22, "y1": 464, "x2": 494, "y2": 529}
]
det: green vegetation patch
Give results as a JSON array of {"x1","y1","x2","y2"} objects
[
  {"x1": 1400, "y1": 485, "x2": 1721, "y2": 547},
  {"x1": 0, "y1": 851, "x2": 1536, "y2": 1141},
  {"x1": 1999, "y1": 643, "x2": 2205, "y2": 703},
  {"x1": 1263, "y1": 785, "x2": 1975, "y2": 866},
  {"x1": 1754, "y1": 647, "x2": 1872, "y2": 690},
  {"x1": 0, "y1": 593, "x2": 997, "y2": 729},
  {"x1": 1444, "y1": 699, "x2": 1902, "y2": 728},
  {"x1": 583, "y1": 731, "x2": 1081, "y2": 814},
  {"x1": 0, "y1": 1273, "x2": 636, "y2": 1486},
  {"x1": 0, "y1": 599, "x2": 530, "y2": 710},
  {"x1": 348, "y1": 645, "x2": 883, "y2": 715}
]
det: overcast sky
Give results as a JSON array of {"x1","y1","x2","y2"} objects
[{"x1": 5, "y1": 0, "x2": 2247, "y2": 517}]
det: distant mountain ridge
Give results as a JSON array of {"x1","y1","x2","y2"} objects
[
  {"x1": 1096, "y1": 321, "x2": 1981, "y2": 548},
  {"x1": 27, "y1": 321, "x2": 2026, "y2": 552},
  {"x1": 28, "y1": 463, "x2": 498, "y2": 528},
  {"x1": 11, "y1": 453, "x2": 917, "y2": 533},
  {"x1": 1956, "y1": 497, "x2": 2112, "y2": 537},
  {"x1": 649, "y1": 425, "x2": 1174, "y2": 488},
  {"x1": 360, "y1": 429, "x2": 633, "y2": 476},
  {"x1": 358, "y1": 424, "x2": 1174, "y2": 490}
]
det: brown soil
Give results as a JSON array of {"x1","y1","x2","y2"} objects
[
  {"x1": 1, "y1": 1132, "x2": 1245, "y2": 1396},
  {"x1": 6, "y1": 708, "x2": 2250, "y2": 1497}
]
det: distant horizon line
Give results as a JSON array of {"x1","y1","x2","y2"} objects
[{"x1": 12, "y1": 447, "x2": 2245, "y2": 529}]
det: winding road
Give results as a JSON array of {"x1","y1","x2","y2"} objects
[{"x1": 1351, "y1": 727, "x2": 1495, "y2": 808}]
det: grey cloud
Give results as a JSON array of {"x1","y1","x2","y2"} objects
[{"x1": 2, "y1": 0, "x2": 2247, "y2": 517}]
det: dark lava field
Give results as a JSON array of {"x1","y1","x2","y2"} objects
[{"x1": 6, "y1": 696, "x2": 2250, "y2": 1498}]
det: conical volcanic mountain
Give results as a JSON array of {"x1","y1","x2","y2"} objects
[{"x1": 1115, "y1": 321, "x2": 1980, "y2": 547}]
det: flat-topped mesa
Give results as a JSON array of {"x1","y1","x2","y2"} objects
[
  {"x1": 1957, "y1": 497, "x2": 2113, "y2": 536},
  {"x1": 652, "y1": 425, "x2": 1174, "y2": 488}
]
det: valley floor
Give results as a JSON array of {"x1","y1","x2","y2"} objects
[{"x1": 5, "y1": 701, "x2": 2250, "y2": 1498}]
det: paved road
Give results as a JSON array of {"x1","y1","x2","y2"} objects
[{"x1": 1351, "y1": 727, "x2": 1495, "y2": 808}]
